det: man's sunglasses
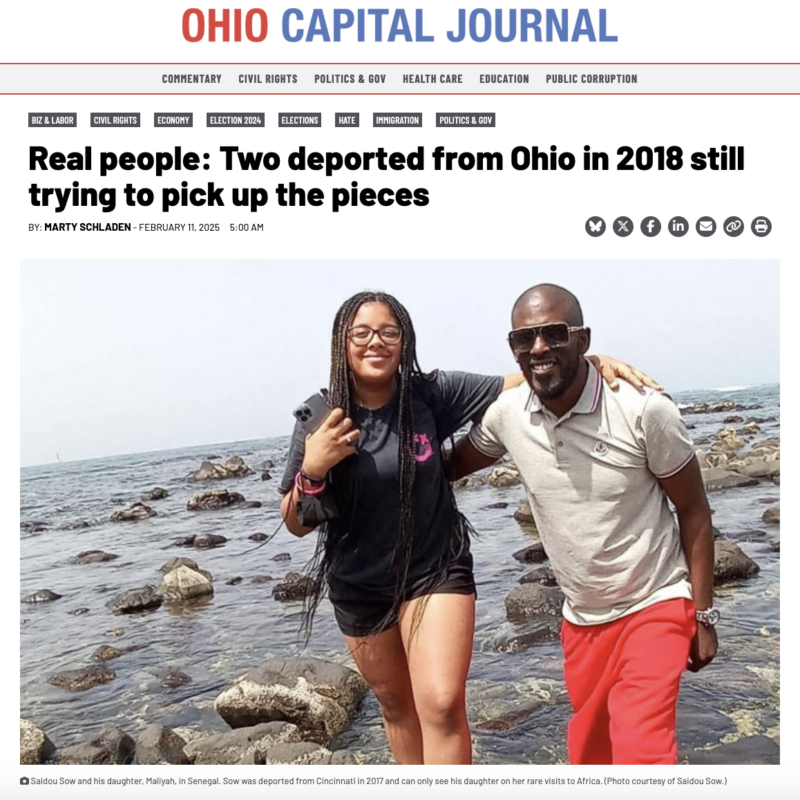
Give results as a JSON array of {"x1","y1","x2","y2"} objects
[{"x1": 507, "y1": 323, "x2": 587, "y2": 354}]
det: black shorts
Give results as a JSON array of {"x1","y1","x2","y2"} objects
[{"x1": 328, "y1": 559, "x2": 476, "y2": 638}]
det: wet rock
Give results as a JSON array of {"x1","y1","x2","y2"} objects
[
  {"x1": 261, "y1": 471, "x2": 272, "y2": 481},
  {"x1": 483, "y1": 501, "x2": 510, "y2": 510},
  {"x1": 263, "y1": 742, "x2": 356, "y2": 765},
  {"x1": 251, "y1": 575, "x2": 274, "y2": 585},
  {"x1": 714, "y1": 540, "x2": 760, "y2": 584},
  {"x1": 160, "y1": 557, "x2": 200, "y2": 573},
  {"x1": 262, "y1": 459, "x2": 275, "y2": 470},
  {"x1": 214, "y1": 657, "x2": 369, "y2": 744},
  {"x1": 512, "y1": 542, "x2": 548, "y2": 564},
  {"x1": 702, "y1": 468, "x2": 760, "y2": 493},
  {"x1": 91, "y1": 727, "x2": 136, "y2": 764},
  {"x1": 107, "y1": 585, "x2": 163, "y2": 614},
  {"x1": 519, "y1": 566, "x2": 558, "y2": 586},
  {"x1": 206, "y1": 454, "x2": 221, "y2": 460},
  {"x1": 21, "y1": 589, "x2": 62, "y2": 604},
  {"x1": 69, "y1": 607, "x2": 90, "y2": 616},
  {"x1": 135, "y1": 725, "x2": 191, "y2": 765},
  {"x1": 687, "y1": 735, "x2": 779, "y2": 765},
  {"x1": 226, "y1": 577, "x2": 243, "y2": 586},
  {"x1": 237, "y1": 500, "x2": 264, "y2": 509},
  {"x1": 58, "y1": 745, "x2": 111, "y2": 766},
  {"x1": 494, "y1": 621, "x2": 561, "y2": 653},
  {"x1": 451, "y1": 474, "x2": 488, "y2": 489},
  {"x1": 158, "y1": 565, "x2": 214, "y2": 601},
  {"x1": 505, "y1": 584, "x2": 564, "y2": 621},
  {"x1": 92, "y1": 645, "x2": 123, "y2": 662},
  {"x1": 762, "y1": 506, "x2": 780, "y2": 524},
  {"x1": 187, "y1": 456, "x2": 254, "y2": 482},
  {"x1": 735, "y1": 460, "x2": 780, "y2": 480},
  {"x1": 194, "y1": 533, "x2": 228, "y2": 549},
  {"x1": 185, "y1": 722, "x2": 301, "y2": 765},
  {"x1": 271, "y1": 552, "x2": 292, "y2": 563},
  {"x1": 187, "y1": 489, "x2": 247, "y2": 511},
  {"x1": 513, "y1": 500, "x2": 537, "y2": 526},
  {"x1": 160, "y1": 669, "x2": 192, "y2": 689},
  {"x1": 711, "y1": 428, "x2": 746, "y2": 452},
  {"x1": 488, "y1": 465, "x2": 523, "y2": 488},
  {"x1": 273, "y1": 572, "x2": 316, "y2": 602},
  {"x1": 771, "y1": 540, "x2": 780, "y2": 553},
  {"x1": 77, "y1": 550, "x2": 119, "y2": 565},
  {"x1": 475, "y1": 701, "x2": 547, "y2": 732},
  {"x1": 110, "y1": 501, "x2": 156, "y2": 522},
  {"x1": 49, "y1": 664, "x2": 116, "y2": 692},
  {"x1": 248, "y1": 533, "x2": 268, "y2": 542},
  {"x1": 681, "y1": 400, "x2": 761, "y2": 416},
  {"x1": 142, "y1": 487, "x2": 169, "y2": 501},
  {"x1": 21, "y1": 520, "x2": 48, "y2": 533},
  {"x1": 723, "y1": 415, "x2": 743, "y2": 424},
  {"x1": 61, "y1": 520, "x2": 91, "y2": 531},
  {"x1": 20, "y1": 719, "x2": 56, "y2": 765}
]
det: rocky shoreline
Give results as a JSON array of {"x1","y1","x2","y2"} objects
[{"x1": 20, "y1": 399, "x2": 780, "y2": 765}]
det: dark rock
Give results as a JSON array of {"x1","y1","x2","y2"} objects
[
  {"x1": 160, "y1": 557, "x2": 199, "y2": 573},
  {"x1": 160, "y1": 670, "x2": 192, "y2": 689},
  {"x1": 185, "y1": 722, "x2": 300, "y2": 765},
  {"x1": 69, "y1": 607, "x2": 90, "y2": 616},
  {"x1": 475, "y1": 701, "x2": 547, "y2": 732},
  {"x1": 771, "y1": 540, "x2": 780, "y2": 553},
  {"x1": 494, "y1": 621, "x2": 561, "y2": 652},
  {"x1": 519, "y1": 566, "x2": 558, "y2": 586},
  {"x1": 483, "y1": 502, "x2": 509, "y2": 510},
  {"x1": 505, "y1": 584, "x2": 564, "y2": 621},
  {"x1": 512, "y1": 542, "x2": 548, "y2": 564},
  {"x1": 21, "y1": 589, "x2": 62, "y2": 604},
  {"x1": 21, "y1": 521, "x2": 48, "y2": 533},
  {"x1": 20, "y1": 719, "x2": 56, "y2": 765},
  {"x1": 214, "y1": 657, "x2": 369, "y2": 744},
  {"x1": 687, "y1": 735, "x2": 779, "y2": 765},
  {"x1": 251, "y1": 575, "x2": 274, "y2": 585},
  {"x1": 206, "y1": 454, "x2": 221, "y2": 460},
  {"x1": 261, "y1": 471, "x2": 272, "y2": 481},
  {"x1": 237, "y1": 500, "x2": 263, "y2": 509},
  {"x1": 56, "y1": 744, "x2": 111, "y2": 765},
  {"x1": 142, "y1": 487, "x2": 169, "y2": 501},
  {"x1": 248, "y1": 533, "x2": 268, "y2": 542},
  {"x1": 451, "y1": 475, "x2": 488, "y2": 489},
  {"x1": 271, "y1": 553, "x2": 292, "y2": 563},
  {"x1": 92, "y1": 645, "x2": 123, "y2": 662},
  {"x1": 187, "y1": 489, "x2": 247, "y2": 511},
  {"x1": 714, "y1": 540, "x2": 760, "y2": 584},
  {"x1": 49, "y1": 664, "x2": 116, "y2": 692},
  {"x1": 226, "y1": 577, "x2": 243, "y2": 586},
  {"x1": 273, "y1": 572, "x2": 316, "y2": 602},
  {"x1": 107, "y1": 586, "x2": 163, "y2": 614},
  {"x1": 110, "y1": 501, "x2": 157, "y2": 522},
  {"x1": 61, "y1": 520, "x2": 91, "y2": 531},
  {"x1": 77, "y1": 550, "x2": 119, "y2": 565},
  {"x1": 193, "y1": 533, "x2": 228, "y2": 549},
  {"x1": 261, "y1": 459, "x2": 275, "y2": 470},
  {"x1": 702, "y1": 468, "x2": 760, "y2": 492},
  {"x1": 762, "y1": 506, "x2": 780, "y2": 524},
  {"x1": 90, "y1": 727, "x2": 136, "y2": 764},
  {"x1": 263, "y1": 742, "x2": 356, "y2": 765},
  {"x1": 723, "y1": 415, "x2": 743, "y2": 424},
  {"x1": 135, "y1": 725, "x2": 190, "y2": 765}
]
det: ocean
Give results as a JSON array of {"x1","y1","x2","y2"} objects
[{"x1": 20, "y1": 383, "x2": 780, "y2": 764}]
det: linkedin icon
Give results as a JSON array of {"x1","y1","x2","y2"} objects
[{"x1": 668, "y1": 216, "x2": 689, "y2": 237}]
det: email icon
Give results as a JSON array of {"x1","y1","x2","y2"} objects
[{"x1": 696, "y1": 217, "x2": 716, "y2": 236}]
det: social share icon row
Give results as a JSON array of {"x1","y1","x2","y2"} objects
[{"x1": 585, "y1": 216, "x2": 771, "y2": 238}]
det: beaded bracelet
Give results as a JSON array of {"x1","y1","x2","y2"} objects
[{"x1": 295, "y1": 470, "x2": 327, "y2": 496}]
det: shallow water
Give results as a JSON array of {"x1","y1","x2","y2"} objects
[{"x1": 20, "y1": 384, "x2": 780, "y2": 763}]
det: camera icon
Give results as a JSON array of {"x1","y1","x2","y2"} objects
[{"x1": 20, "y1": 777, "x2": 30, "y2": 785}]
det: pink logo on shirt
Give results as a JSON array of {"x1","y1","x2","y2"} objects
[{"x1": 412, "y1": 433, "x2": 434, "y2": 462}]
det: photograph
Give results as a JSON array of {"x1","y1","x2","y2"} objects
[{"x1": 20, "y1": 259, "x2": 779, "y2": 766}]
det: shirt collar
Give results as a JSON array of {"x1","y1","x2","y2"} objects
[{"x1": 525, "y1": 360, "x2": 602, "y2": 417}]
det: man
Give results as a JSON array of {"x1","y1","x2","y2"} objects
[{"x1": 447, "y1": 284, "x2": 717, "y2": 765}]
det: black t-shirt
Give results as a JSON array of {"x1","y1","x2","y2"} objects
[{"x1": 279, "y1": 371, "x2": 504, "y2": 595}]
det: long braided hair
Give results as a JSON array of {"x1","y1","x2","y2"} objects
[{"x1": 300, "y1": 291, "x2": 429, "y2": 639}]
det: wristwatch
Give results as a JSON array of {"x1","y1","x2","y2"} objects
[{"x1": 695, "y1": 608, "x2": 720, "y2": 627}]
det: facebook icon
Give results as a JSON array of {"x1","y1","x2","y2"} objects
[{"x1": 640, "y1": 216, "x2": 661, "y2": 237}]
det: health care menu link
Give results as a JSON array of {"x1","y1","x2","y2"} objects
[{"x1": 3, "y1": 64, "x2": 799, "y2": 94}]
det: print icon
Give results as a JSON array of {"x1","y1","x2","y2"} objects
[
  {"x1": 585, "y1": 217, "x2": 605, "y2": 237},
  {"x1": 640, "y1": 217, "x2": 661, "y2": 237},
  {"x1": 751, "y1": 217, "x2": 772, "y2": 237},
  {"x1": 613, "y1": 216, "x2": 633, "y2": 237},
  {"x1": 668, "y1": 216, "x2": 689, "y2": 237},
  {"x1": 723, "y1": 216, "x2": 744, "y2": 237},
  {"x1": 696, "y1": 217, "x2": 716, "y2": 237}
]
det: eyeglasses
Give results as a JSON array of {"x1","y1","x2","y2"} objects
[
  {"x1": 507, "y1": 323, "x2": 587, "y2": 353},
  {"x1": 347, "y1": 325, "x2": 403, "y2": 346}
]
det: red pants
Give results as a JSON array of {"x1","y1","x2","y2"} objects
[{"x1": 561, "y1": 598, "x2": 696, "y2": 765}]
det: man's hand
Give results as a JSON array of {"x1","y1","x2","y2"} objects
[
  {"x1": 688, "y1": 624, "x2": 718, "y2": 672},
  {"x1": 588, "y1": 354, "x2": 663, "y2": 393}
]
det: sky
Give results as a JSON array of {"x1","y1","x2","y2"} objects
[{"x1": 20, "y1": 259, "x2": 779, "y2": 466}]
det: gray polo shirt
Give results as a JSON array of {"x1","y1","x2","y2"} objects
[{"x1": 469, "y1": 362, "x2": 695, "y2": 625}]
